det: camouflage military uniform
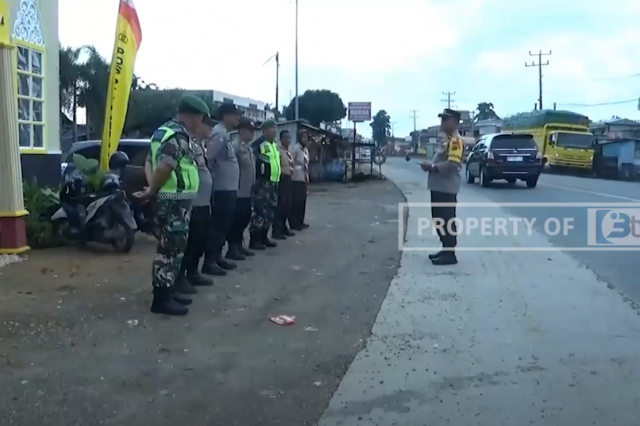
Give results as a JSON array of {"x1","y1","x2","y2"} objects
[
  {"x1": 249, "y1": 180, "x2": 278, "y2": 232},
  {"x1": 153, "y1": 199, "x2": 192, "y2": 288},
  {"x1": 151, "y1": 120, "x2": 197, "y2": 289}
]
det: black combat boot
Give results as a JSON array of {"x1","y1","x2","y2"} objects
[
  {"x1": 202, "y1": 261, "x2": 227, "y2": 276},
  {"x1": 249, "y1": 231, "x2": 266, "y2": 250},
  {"x1": 150, "y1": 287, "x2": 189, "y2": 316},
  {"x1": 186, "y1": 269, "x2": 214, "y2": 287},
  {"x1": 172, "y1": 289, "x2": 193, "y2": 306},
  {"x1": 174, "y1": 274, "x2": 198, "y2": 295},
  {"x1": 216, "y1": 255, "x2": 237, "y2": 270},
  {"x1": 239, "y1": 244, "x2": 255, "y2": 257},
  {"x1": 283, "y1": 227, "x2": 296, "y2": 237},
  {"x1": 428, "y1": 250, "x2": 444, "y2": 260},
  {"x1": 431, "y1": 251, "x2": 458, "y2": 266},
  {"x1": 272, "y1": 230, "x2": 287, "y2": 240},
  {"x1": 226, "y1": 243, "x2": 246, "y2": 261},
  {"x1": 263, "y1": 230, "x2": 278, "y2": 248}
]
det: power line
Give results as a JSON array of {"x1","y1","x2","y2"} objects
[
  {"x1": 441, "y1": 92, "x2": 456, "y2": 109},
  {"x1": 593, "y1": 73, "x2": 640, "y2": 81},
  {"x1": 525, "y1": 50, "x2": 551, "y2": 109},
  {"x1": 556, "y1": 99, "x2": 638, "y2": 107}
]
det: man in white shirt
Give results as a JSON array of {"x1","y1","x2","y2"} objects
[{"x1": 290, "y1": 128, "x2": 310, "y2": 230}]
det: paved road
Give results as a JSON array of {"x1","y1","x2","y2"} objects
[
  {"x1": 318, "y1": 158, "x2": 640, "y2": 426},
  {"x1": 390, "y1": 158, "x2": 640, "y2": 302}
]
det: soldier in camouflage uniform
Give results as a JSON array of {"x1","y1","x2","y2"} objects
[
  {"x1": 136, "y1": 95, "x2": 210, "y2": 316},
  {"x1": 249, "y1": 120, "x2": 281, "y2": 250}
]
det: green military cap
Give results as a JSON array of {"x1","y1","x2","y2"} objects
[
  {"x1": 178, "y1": 95, "x2": 212, "y2": 118},
  {"x1": 260, "y1": 119, "x2": 277, "y2": 129}
]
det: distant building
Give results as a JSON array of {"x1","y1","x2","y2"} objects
[
  {"x1": 475, "y1": 119, "x2": 503, "y2": 136},
  {"x1": 193, "y1": 90, "x2": 275, "y2": 122},
  {"x1": 590, "y1": 118, "x2": 640, "y2": 140}
]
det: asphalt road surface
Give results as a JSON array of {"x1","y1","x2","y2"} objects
[
  {"x1": 318, "y1": 158, "x2": 640, "y2": 426},
  {"x1": 390, "y1": 158, "x2": 640, "y2": 302}
]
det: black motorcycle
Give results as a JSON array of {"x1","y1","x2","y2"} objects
[{"x1": 52, "y1": 152, "x2": 138, "y2": 253}]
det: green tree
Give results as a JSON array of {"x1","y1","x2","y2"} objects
[
  {"x1": 370, "y1": 110, "x2": 391, "y2": 146},
  {"x1": 475, "y1": 102, "x2": 500, "y2": 122},
  {"x1": 284, "y1": 89, "x2": 346, "y2": 126},
  {"x1": 59, "y1": 46, "x2": 83, "y2": 142}
]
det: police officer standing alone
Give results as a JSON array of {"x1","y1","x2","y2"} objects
[
  {"x1": 421, "y1": 108, "x2": 463, "y2": 266},
  {"x1": 136, "y1": 95, "x2": 206, "y2": 316},
  {"x1": 249, "y1": 120, "x2": 280, "y2": 250}
]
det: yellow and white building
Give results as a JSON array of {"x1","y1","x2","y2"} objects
[{"x1": 0, "y1": 0, "x2": 59, "y2": 253}]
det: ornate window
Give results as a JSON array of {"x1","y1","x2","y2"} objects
[
  {"x1": 12, "y1": 0, "x2": 45, "y2": 150},
  {"x1": 16, "y1": 45, "x2": 45, "y2": 148}
]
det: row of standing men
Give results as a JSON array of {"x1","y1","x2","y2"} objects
[{"x1": 138, "y1": 96, "x2": 310, "y2": 316}]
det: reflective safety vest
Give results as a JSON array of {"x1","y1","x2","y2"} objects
[
  {"x1": 150, "y1": 125, "x2": 199, "y2": 199},
  {"x1": 260, "y1": 140, "x2": 281, "y2": 183}
]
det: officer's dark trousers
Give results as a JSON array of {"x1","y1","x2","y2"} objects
[
  {"x1": 181, "y1": 205, "x2": 211, "y2": 274},
  {"x1": 205, "y1": 190, "x2": 237, "y2": 262},
  {"x1": 274, "y1": 174, "x2": 293, "y2": 233},
  {"x1": 430, "y1": 191, "x2": 457, "y2": 249},
  {"x1": 290, "y1": 181, "x2": 307, "y2": 229},
  {"x1": 227, "y1": 197, "x2": 252, "y2": 245}
]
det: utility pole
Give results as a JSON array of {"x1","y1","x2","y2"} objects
[
  {"x1": 391, "y1": 121, "x2": 397, "y2": 137},
  {"x1": 410, "y1": 110, "x2": 419, "y2": 150},
  {"x1": 441, "y1": 91, "x2": 456, "y2": 109},
  {"x1": 275, "y1": 52, "x2": 279, "y2": 113},
  {"x1": 525, "y1": 50, "x2": 551, "y2": 110},
  {"x1": 262, "y1": 52, "x2": 280, "y2": 113},
  {"x1": 294, "y1": 0, "x2": 299, "y2": 120}
]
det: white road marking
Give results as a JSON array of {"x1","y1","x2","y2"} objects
[{"x1": 539, "y1": 182, "x2": 640, "y2": 202}]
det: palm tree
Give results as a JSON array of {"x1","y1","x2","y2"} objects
[
  {"x1": 59, "y1": 46, "x2": 83, "y2": 142},
  {"x1": 77, "y1": 45, "x2": 110, "y2": 140},
  {"x1": 475, "y1": 102, "x2": 500, "y2": 122}
]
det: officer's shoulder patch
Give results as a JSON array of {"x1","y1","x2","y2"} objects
[{"x1": 151, "y1": 128, "x2": 166, "y2": 142}]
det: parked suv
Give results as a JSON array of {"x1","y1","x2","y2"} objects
[{"x1": 465, "y1": 133, "x2": 542, "y2": 188}]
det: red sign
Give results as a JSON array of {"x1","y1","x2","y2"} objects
[{"x1": 348, "y1": 102, "x2": 371, "y2": 122}]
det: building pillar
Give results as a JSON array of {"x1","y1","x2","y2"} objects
[{"x1": 0, "y1": 0, "x2": 29, "y2": 254}]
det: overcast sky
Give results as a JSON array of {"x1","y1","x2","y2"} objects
[{"x1": 59, "y1": 0, "x2": 640, "y2": 137}]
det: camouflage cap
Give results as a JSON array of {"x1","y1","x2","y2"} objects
[{"x1": 260, "y1": 119, "x2": 277, "y2": 129}]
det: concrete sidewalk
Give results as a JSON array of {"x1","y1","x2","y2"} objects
[
  {"x1": 318, "y1": 163, "x2": 640, "y2": 426},
  {"x1": 0, "y1": 180, "x2": 403, "y2": 426}
]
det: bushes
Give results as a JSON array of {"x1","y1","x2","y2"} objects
[{"x1": 22, "y1": 179, "x2": 66, "y2": 249}]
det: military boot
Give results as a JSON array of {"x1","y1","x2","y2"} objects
[
  {"x1": 174, "y1": 274, "x2": 198, "y2": 295},
  {"x1": 202, "y1": 261, "x2": 227, "y2": 276},
  {"x1": 239, "y1": 244, "x2": 255, "y2": 257},
  {"x1": 263, "y1": 229, "x2": 278, "y2": 248},
  {"x1": 216, "y1": 255, "x2": 237, "y2": 270},
  {"x1": 150, "y1": 288, "x2": 189, "y2": 316},
  {"x1": 186, "y1": 269, "x2": 214, "y2": 287},
  {"x1": 249, "y1": 231, "x2": 266, "y2": 250},
  {"x1": 226, "y1": 243, "x2": 246, "y2": 261}
]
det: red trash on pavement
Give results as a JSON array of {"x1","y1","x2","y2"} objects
[{"x1": 270, "y1": 315, "x2": 296, "y2": 326}]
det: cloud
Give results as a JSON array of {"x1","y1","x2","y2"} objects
[{"x1": 58, "y1": 0, "x2": 640, "y2": 137}]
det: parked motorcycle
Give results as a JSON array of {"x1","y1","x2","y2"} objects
[{"x1": 51, "y1": 152, "x2": 138, "y2": 253}]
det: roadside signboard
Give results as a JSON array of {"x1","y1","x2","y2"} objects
[{"x1": 348, "y1": 102, "x2": 371, "y2": 122}]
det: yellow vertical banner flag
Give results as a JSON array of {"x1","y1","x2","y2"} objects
[{"x1": 99, "y1": 0, "x2": 142, "y2": 170}]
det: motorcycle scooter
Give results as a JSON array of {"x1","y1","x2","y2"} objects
[{"x1": 52, "y1": 152, "x2": 138, "y2": 253}]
